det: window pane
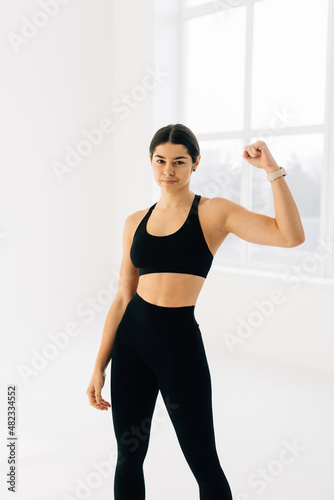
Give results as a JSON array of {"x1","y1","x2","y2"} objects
[
  {"x1": 190, "y1": 138, "x2": 244, "y2": 261},
  {"x1": 252, "y1": 0, "x2": 328, "y2": 129},
  {"x1": 184, "y1": 6, "x2": 246, "y2": 134},
  {"x1": 249, "y1": 133, "x2": 323, "y2": 270},
  {"x1": 185, "y1": 0, "x2": 214, "y2": 7}
]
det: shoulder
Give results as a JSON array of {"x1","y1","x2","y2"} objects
[
  {"x1": 199, "y1": 195, "x2": 230, "y2": 210},
  {"x1": 198, "y1": 195, "x2": 233, "y2": 226},
  {"x1": 124, "y1": 205, "x2": 153, "y2": 237},
  {"x1": 127, "y1": 205, "x2": 152, "y2": 223}
]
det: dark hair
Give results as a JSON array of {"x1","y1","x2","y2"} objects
[{"x1": 149, "y1": 123, "x2": 200, "y2": 164}]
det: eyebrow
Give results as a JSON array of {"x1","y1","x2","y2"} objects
[{"x1": 154, "y1": 155, "x2": 188, "y2": 160}]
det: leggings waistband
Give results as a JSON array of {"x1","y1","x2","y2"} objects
[{"x1": 127, "y1": 292, "x2": 196, "y2": 323}]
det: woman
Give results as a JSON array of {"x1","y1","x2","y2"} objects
[{"x1": 86, "y1": 123, "x2": 305, "y2": 499}]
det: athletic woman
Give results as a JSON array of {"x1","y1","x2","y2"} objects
[{"x1": 86, "y1": 123, "x2": 305, "y2": 499}]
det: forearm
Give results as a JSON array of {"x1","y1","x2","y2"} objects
[
  {"x1": 93, "y1": 295, "x2": 130, "y2": 373},
  {"x1": 265, "y1": 165, "x2": 305, "y2": 244}
]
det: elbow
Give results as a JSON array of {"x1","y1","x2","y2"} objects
[{"x1": 287, "y1": 235, "x2": 305, "y2": 247}]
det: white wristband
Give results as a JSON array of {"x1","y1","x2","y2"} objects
[{"x1": 267, "y1": 167, "x2": 287, "y2": 182}]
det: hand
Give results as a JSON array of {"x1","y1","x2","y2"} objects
[
  {"x1": 243, "y1": 140, "x2": 279, "y2": 172},
  {"x1": 86, "y1": 369, "x2": 111, "y2": 411}
]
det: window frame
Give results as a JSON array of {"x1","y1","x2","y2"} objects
[{"x1": 152, "y1": 0, "x2": 334, "y2": 284}]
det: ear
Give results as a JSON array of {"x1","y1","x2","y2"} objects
[{"x1": 193, "y1": 155, "x2": 201, "y2": 169}]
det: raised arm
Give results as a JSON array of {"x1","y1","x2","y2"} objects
[{"x1": 219, "y1": 140, "x2": 305, "y2": 247}]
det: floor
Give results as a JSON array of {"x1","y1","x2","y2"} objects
[{"x1": 2, "y1": 348, "x2": 333, "y2": 500}]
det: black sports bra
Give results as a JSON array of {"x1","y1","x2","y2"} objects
[{"x1": 130, "y1": 194, "x2": 214, "y2": 278}]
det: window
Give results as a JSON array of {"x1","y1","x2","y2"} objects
[{"x1": 179, "y1": 0, "x2": 334, "y2": 280}]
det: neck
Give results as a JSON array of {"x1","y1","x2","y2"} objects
[{"x1": 157, "y1": 188, "x2": 195, "y2": 210}]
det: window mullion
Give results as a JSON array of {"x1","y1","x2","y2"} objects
[
  {"x1": 241, "y1": 0, "x2": 254, "y2": 264},
  {"x1": 178, "y1": 0, "x2": 186, "y2": 122},
  {"x1": 321, "y1": 0, "x2": 334, "y2": 277}
]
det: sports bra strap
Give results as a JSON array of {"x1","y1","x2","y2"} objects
[{"x1": 130, "y1": 193, "x2": 213, "y2": 278}]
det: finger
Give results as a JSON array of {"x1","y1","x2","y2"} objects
[
  {"x1": 94, "y1": 398, "x2": 110, "y2": 409},
  {"x1": 250, "y1": 146, "x2": 261, "y2": 157},
  {"x1": 244, "y1": 147, "x2": 256, "y2": 158},
  {"x1": 87, "y1": 388, "x2": 107, "y2": 410},
  {"x1": 91, "y1": 401, "x2": 107, "y2": 410},
  {"x1": 251, "y1": 140, "x2": 265, "y2": 149},
  {"x1": 87, "y1": 395, "x2": 104, "y2": 410},
  {"x1": 89, "y1": 394, "x2": 109, "y2": 410},
  {"x1": 86, "y1": 389, "x2": 96, "y2": 405},
  {"x1": 94, "y1": 390, "x2": 103, "y2": 405},
  {"x1": 93, "y1": 393, "x2": 111, "y2": 409},
  {"x1": 99, "y1": 398, "x2": 111, "y2": 407}
]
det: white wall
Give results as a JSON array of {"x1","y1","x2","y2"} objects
[
  {"x1": 196, "y1": 269, "x2": 334, "y2": 375},
  {"x1": 110, "y1": 0, "x2": 180, "y2": 258},
  {"x1": 0, "y1": 1, "x2": 156, "y2": 499},
  {"x1": 110, "y1": 0, "x2": 157, "y2": 259}
]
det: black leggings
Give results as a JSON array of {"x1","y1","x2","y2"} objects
[{"x1": 110, "y1": 292, "x2": 233, "y2": 500}]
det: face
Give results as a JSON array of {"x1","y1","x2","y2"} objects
[{"x1": 149, "y1": 142, "x2": 201, "y2": 190}]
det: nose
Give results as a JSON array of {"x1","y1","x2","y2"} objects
[{"x1": 163, "y1": 163, "x2": 175, "y2": 175}]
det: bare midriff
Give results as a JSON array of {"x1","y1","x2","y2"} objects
[{"x1": 136, "y1": 273, "x2": 206, "y2": 307}]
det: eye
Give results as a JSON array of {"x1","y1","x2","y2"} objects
[{"x1": 156, "y1": 160, "x2": 184, "y2": 165}]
